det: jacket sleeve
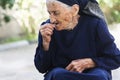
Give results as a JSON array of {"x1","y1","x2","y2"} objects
[
  {"x1": 34, "y1": 19, "x2": 53, "y2": 73},
  {"x1": 92, "y1": 19, "x2": 120, "y2": 70}
]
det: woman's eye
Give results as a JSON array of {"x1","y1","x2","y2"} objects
[
  {"x1": 53, "y1": 11, "x2": 60, "y2": 16},
  {"x1": 48, "y1": 11, "x2": 51, "y2": 15},
  {"x1": 48, "y1": 11, "x2": 60, "y2": 16}
]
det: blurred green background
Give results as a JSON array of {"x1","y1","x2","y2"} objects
[{"x1": 0, "y1": 0, "x2": 120, "y2": 44}]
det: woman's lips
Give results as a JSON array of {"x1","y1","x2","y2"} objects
[
  {"x1": 56, "y1": 23, "x2": 59, "y2": 26},
  {"x1": 51, "y1": 22, "x2": 60, "y2": 29},
  {"x1": 53, "y1": 22, "x2": 59, "y2": 27}
]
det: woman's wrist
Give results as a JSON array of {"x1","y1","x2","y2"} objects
[
  {"x1": 42, "y1": 40, "x2": 50, "y2": 51},
  {"x1": 85, "y1": 58, "x2": 96, "y2": 69}
]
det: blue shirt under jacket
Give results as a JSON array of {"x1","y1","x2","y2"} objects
[{"x1": 34, "y1": 15, "x2": 120, "y2": 73}]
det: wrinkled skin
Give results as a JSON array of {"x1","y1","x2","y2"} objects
[
  {"x1": 46, "y1": 0, "x2": 79, "y2": 30},
  {"x1": 47, "y1": 2, "x2": 71, "y2": 30}
]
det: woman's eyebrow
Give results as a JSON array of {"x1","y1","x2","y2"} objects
[{"x1": 48, "y1": 10, "x2": 59, "y2": 14}]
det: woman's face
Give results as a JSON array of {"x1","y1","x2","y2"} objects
[{"x1": 46, "y1": 1, "x2": 74, "y2": 30}]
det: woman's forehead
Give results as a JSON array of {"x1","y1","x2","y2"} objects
[
  {"x1": 46, "y1": 0, "x2": 70, "y2": 8},
  {"x1": 46, "y1": 1, "x2": 61, "y2": 10}
]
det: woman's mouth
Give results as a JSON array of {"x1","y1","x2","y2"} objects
[
  {"x1": 54, "y1": 22, "x2": 59, "y2": 27},
  {"x1": 56, "y1": 23, "x2": 59, "y2": 26}
]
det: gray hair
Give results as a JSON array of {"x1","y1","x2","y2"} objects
[{"x1": 46, "y1": 0, "x2": 72, "y2": 9}]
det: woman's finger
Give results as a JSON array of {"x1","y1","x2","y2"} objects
[
  {"x1": 65, "y1": 64, "x2": 73, "y2": 71},
  {"x1": 40, "y1": 23, "x2": 55, "y2": 31}
]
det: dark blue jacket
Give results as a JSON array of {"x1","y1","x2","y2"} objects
[{"x1": 34, "y1": 15, "x2": 120, "y2": 73}]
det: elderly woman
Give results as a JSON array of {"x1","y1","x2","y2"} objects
[{"x1": 34, "y1": 0, "x2": 120, "y2": 80}]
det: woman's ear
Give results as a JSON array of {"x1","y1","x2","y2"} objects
[{"x1": 71, "y1": 4, "x2": 79, "y2": 16}]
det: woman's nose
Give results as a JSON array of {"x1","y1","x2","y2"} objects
[{"x1": 50, "y1": 15, "x2": 56, "y2": 23}]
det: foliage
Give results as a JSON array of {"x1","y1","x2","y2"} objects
[
  {"x1": 0, "y1": 0, "x2": 15, "y2": 24},
  {"x1": 98, "y1": 0, "x2": 120, "y2": 24},
  {"x1": 11, "y1": 0, "x2": 48, "y2": 40},
  {"x1": 0, "y1": 0, "x2": 15, "y2": 9},
  {"x1": 3, "y1": 14, "x2": 11, "y2": 22},
  {"x1": 0, "y1": 0, "x2": 48, "y2": 43}
]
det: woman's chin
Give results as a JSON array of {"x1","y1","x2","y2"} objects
[
  {"x1": 55, "y1": 28, "x2": 63, "y2": 31},
  {"x1": 55, "y1": 25, "x2": 67, "y2": 31},
  {"x1": 55, "y1": 26, "x2": 63, "y2": 31}
]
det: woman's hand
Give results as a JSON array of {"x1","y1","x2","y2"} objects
[
  {"x1": 40, "y1": 23, "x2": 55, "y2": 51},
  {"x1": 66, "y1": 58, "x2": 96, "y2": 73}
]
